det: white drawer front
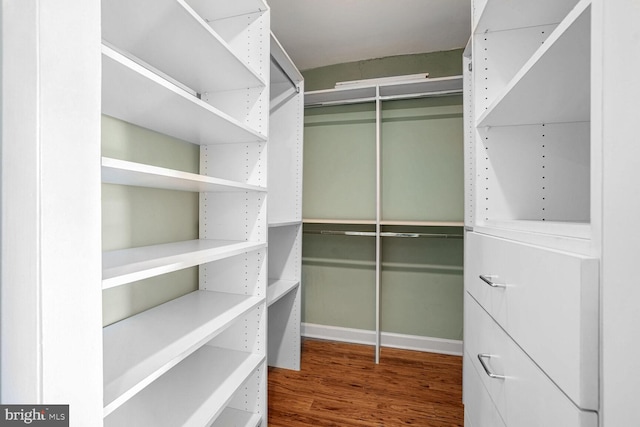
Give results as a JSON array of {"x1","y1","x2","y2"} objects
[
  {"x1": 464, "y1": 353, "x2": 507, "y2": 427},
  {"x1": 465, "y1": 293, "x2": 598, "y2": 427},
  {"x1": 465, "y1": 232, "x2": 598, "y2": 410}
]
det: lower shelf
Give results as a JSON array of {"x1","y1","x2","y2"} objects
[
  {"x1": 267, "y1": 279, "x2": 300, "y2": 306},
  {"x1": 211, "y1": 408, "x2": 262, "y2": 427},
  {"x1": 103, "y1": 290, "x2": 263, "y2": 415},
  {"x1": 104, "y1": 346, "x2": 265, "y2": 426}
]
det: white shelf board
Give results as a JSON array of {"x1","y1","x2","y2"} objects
[
  {"x1": 380, "y1": 220, "x2": 464, "y2": 227},
  {"x1": 268, "y1": 219, "x2": 302, "y2": 228},
  {"x1": 211, "y1": 408, "x2": 262, "y2": 427},
  {"x1": 303, "y1": 218, "x2": 377, "y2": 225},
  {"x1": 474, "y1": 0, "x2": 580, "y2": 34},
  {"x1": 304, "y1": 86, "x2": 377, "y2": 107},
  {"x1": 104, "y1": 345, "x2": 264, "y2": 426},
  {"x1": 187, "y1": 0, "x2": 268, "y2": 24},
  {"x1": 102, "y1": 157, "x2": 265, "y2": 193},
  {"x1": 267, "y1": 279, "x2": 300, "y2": 307},
  {"x1": 378, "y1": 75, "x2": 463, "y2": 99},
  {"x1": 477, "y1": 0, "x2": 591, "y2": 127},
  {"x1": 482, "y1": 219, "x2": 591, "y2": 240},
  {"x1": 304, "y1": 76, "x2": 462, "y2": 107},
  {"x1": 103, "y1": 240, "x2": 266, "y2": 289},
  {"x1": 270, "y1": 33, "x2": 303, "y2": 86},
  {"x1": 103, "y1": 291, "x2": 264, "y2": 417},
  {"x1": 102, "y1": 0, "x2": 264, "y2": 95},
  {"x1": 102, "y1": 45, "x2": 266, "y2": 146}
]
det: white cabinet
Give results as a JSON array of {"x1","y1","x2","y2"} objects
[
  {"x1": 101, "y1": 0, "x2": 270, "y2": 425},
  {"x1": 464, "y1": 0, "x2": 602, "y2": 425},
  {"x1": 267, "y1": 35, "x2": 304, "y2": 370}
]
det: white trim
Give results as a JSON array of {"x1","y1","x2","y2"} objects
[{"x1": 301, "y1": 323, "x2": 463, "y2": 356}]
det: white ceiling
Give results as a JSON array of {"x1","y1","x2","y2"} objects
[{"x1": 268, "y1": 0, "x2": 471, "y2": 71}]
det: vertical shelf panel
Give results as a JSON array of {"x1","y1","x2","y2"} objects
[{"x1": 267, "y1": 36, "x2": 303, "y2": 370}]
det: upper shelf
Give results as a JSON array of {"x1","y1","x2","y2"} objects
[
  {"x1": 103, "y1": 239, "x2": 266, "y2": 289},
  {"x1": 101, "y1": 0, "x2": 265, "y2": 94},
  {"x1": 102, "y1": 157, "x2": 266, "y2": 193},
  {"x1": 477, "y1": 0, "x2": 590, "y2": 127},
  {"x1": 304, "y1": 76, "x2": 462, "y2": 107},
  {"x1": 186, "y1": 0, "x2": 268, "y2": 24},
  {"x1": 474, "y1": 0, "x2": 581, "y2": 34},
  {"x1": 102, "y1": 45, "x2": 267, "y2": 145}
]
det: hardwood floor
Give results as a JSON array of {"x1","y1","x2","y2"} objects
[{"x1": 268, "y1": 339, "x2": 464, "y2": 426}]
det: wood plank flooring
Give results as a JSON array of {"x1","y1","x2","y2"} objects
[{"x1": 268, "y1": 339, "x2": 464, "y2": 426}]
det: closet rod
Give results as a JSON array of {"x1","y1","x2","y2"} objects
[
  {"x1": 270, "y1": 54, "x2": 300, "y2": 93},
  {"x1": 303, "y1": 230, "x2": 463, "y2": 239}
]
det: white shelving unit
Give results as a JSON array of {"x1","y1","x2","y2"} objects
[
  {"x1": 101, "y1": 1, "x2": 270, "y2": 425},
  {"x1": 267, "y1": 35, "x2": 304, "y2": 371},
  {"x1": 461, "y1": 0, "x2": 640, "y2": 425},
  {"x1": 304, "y1": 75, "x2": 464, "y2": 362},
  {"x1": 470, "y1": 0, "x2": 592, "y2": 253}
]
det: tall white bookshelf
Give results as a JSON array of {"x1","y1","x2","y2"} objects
[
  {"x1": 267, "y1": 35, "x2": 304, "y2": 370},
  {"x1": 101, "y1": 0, "x2": 270, "y2": 425}
]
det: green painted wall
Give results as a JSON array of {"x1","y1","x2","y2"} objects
[
  {"x1": 301, "y1": 51, "x2": 464, "y2": 341},
  {"x1": 101, "y1": 115, "x2": 200, "y2": 326},
  {"x1": 302, "y1": 49, "x2": 465, "y2": 91}
]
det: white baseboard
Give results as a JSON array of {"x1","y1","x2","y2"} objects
[{"x1": 301, "y1": 322, "x2": 463, "y2": 356}]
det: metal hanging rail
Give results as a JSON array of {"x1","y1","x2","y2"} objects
[{"x1": 303, "y1": 229, "x2": 463, "y2": 239}]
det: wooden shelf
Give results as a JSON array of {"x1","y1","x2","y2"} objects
[
  {"x1": 102, "y1": 44, "x2": 266, "y2": 146},
  {"x1": 211, "y1": 408, "x2": 262, "y2": 427},
  {"x1": 103, "y1": 240, "x2": 266, "y2": 289},
  {"x1": 268, "y1": 220, "x2": 302, "y2": 228},
  {"x1": 102, "y1": 0, "x2": 265, "y2": 96},
  {"x1": 474, "y1": 0, "x2": 580, "y2": 34},
  {"x1": 102, "y1": 157, "x2": 266, "y2": 193},
  {"x1": 477, "y1": 0, "x2": 590, "y2": 127},
  {"x1": 267, "y1": 279, "x2": 300, "y2": 307},
  {"x1": 104, "y1": 345, "x2": 264, "y2": 425},
  {"x1": 103, "y1": 290, "x2": 264, "y2": 417}
]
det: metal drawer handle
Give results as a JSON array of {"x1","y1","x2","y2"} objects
[
  {"x1": 479, "y1": 274, "x2": 506, "y2": 288},
  {"x1": 477, "y1": 354, "x2": 505, "y2": 380}
]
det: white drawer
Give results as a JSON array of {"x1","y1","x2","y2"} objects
[
  {"x1": 465, "y1": 232, "x2": 598, "y2": 410},
  {"x1": 464, "y1": 353, "x2": 507, "y2": 427},
  {"x1": 465, "y1": 293, "x2": 598, "y2": 427}
]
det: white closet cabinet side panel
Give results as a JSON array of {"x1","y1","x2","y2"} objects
[
  {"x1": 201, "y1": 143, "x2": 267, "y2": 187},
  {"x1": 1, "y1": 1, "x2": 103, "y2": 424},
  {"x1": 199, "y1": 249, "x2": 266, "y2": 298},
  {"x1": 269, "y1": 82, "x2": 304, "y2": 223}
]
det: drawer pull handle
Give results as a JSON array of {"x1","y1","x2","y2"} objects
[
  {"x1": 479, "y1": 274, "x2": 505, "y2": 288},
  {"x1": 477, "y1": 354, "x2": 505, "y2": 380}
]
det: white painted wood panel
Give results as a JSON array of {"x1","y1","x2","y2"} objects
[
  {"x1": 102, "y1": 157, "x2": 266, "y2": 193},
  {"x1": 103, "y1": 291, "x2": 263, "y2": 415},
  {"x1": 466, "y1": 232, "x2": 598, "y2": 409},
  {"x1": 465, "y1": 294, "x2": 597, "y2": 426},
  {"x1": 103, "y1": 240, "x2": 266, "y2": 289},
  {"x1": 474, "y1": 0, "x2": 579, "y2": 33},
  {"x1": 463, "y1": 356, "x2": 507, "y2": 427},
  {"x1": 104, "y1": 346, "x2": 264, "y2": 426},
  {"x1": 102, "y1": 0, "x2": 265, "y2": 95},
  {"x1": 478, "y1": 1, "x2": 590, "y2": 127},
  {"x1": 102, "y1": 45, "x2": 266, "y2": 146}
]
